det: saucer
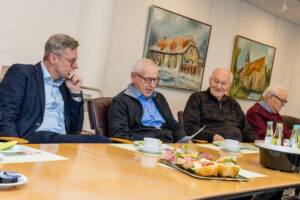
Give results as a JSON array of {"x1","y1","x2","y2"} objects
[
  {"x1": 0, "y1": 173, "x2": 28, "y2": 189},
  {"x1": 0, "y1": 144, "x2": 26, "y2": 154},
  {"x1": 137, "y1": 146, "x2": 164, "y2": 154},
  {"x1": 134, "y1": 141, "x2": 171, "y2": 150},
  {"x1": 221, "y1": 146, "x2": 241, "y2": 153}
]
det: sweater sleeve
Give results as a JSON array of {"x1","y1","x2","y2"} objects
[
  {"x1": 246, "y1": 107, "x2": 268, "y2": 139},
  {"x1": 183, "y1": 93, "x2": 214, "y2": 142},
  {"x1": 107, "y1": 97, "x2": 135, "y2": 141}
]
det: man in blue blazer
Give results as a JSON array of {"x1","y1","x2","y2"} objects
[{"x1": 0, "y1": 34, "x2": 111, "y2": 143}]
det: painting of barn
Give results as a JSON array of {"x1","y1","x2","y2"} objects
[{"x1": 143, "y1": 6, "x2": 212, "y2": 91}]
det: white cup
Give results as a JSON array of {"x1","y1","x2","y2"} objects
[
  {"x1": 143, "y1": 137, "x2": 160, "y2": 150},
  {"x1": 223, "y1": 139, "x2": 240, "y2": 150}
]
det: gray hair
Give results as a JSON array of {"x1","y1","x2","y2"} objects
[
  {"x1": 132, "y1": 58, "x2": 157, "y2": 73},
  {"x1": 263, "y1": 84, "x2": 286, "y2": 98},
  {"x1": 43, "y1": 34, "x2": 79, "y2": 60}
]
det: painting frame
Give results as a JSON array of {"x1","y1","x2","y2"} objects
[
  {"x1": 143, "y1": 6, "x2": 212, "y2": 92},
  {"x1": 228, "y1": 35, "x2": 276, "y2": 101}
]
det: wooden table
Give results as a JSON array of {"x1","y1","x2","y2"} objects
[{"x1": 0, "y1": 143, "x2": 299, "y2": 200}]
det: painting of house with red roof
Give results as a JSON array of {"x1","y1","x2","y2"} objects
[
  {"x1": 229, "y1": 36, "x2": 276, "y2": 100},
  {"x1": 143, "y1": 6, "x2": 211, "y2": 91}
]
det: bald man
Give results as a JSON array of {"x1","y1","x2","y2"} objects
[
  {"x1": 183, "y1": 68, "x2": 258, "y2": 143},
  {"x1": 246, "y1": 84, "x2": 291, "y2": 139}
]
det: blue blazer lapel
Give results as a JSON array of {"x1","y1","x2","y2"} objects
[{"x1": 34, "y1": 62, "x2": 45, "y2": 111}]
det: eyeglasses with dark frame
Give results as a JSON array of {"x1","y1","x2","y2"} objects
[
  {"x1": 135, "y1": 72, "x2": 159, "y2": 84},
  {"x1": 54, "y1": 53, "x2": 78, "y2": 66},
  {"x1": 272, "y1": 94, "x2": 288, "y2": 104}
]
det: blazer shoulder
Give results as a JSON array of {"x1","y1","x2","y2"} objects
[{"x1": 9, "y1": 63, "x2": 37, "y2": 74}]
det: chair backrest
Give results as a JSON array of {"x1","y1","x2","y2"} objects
[
  {"x1": 0, "y1": 65, "x2": 9, "y2": 81},
  {"x1": 178, "y1": 111, "x2": 184, "y2": 126},
  {"x1": 87, "y1": 97, "x2": 113, "y2": 136},
  {"x1": 281, "y1": 115, "x2": 300, "y2": 130}
]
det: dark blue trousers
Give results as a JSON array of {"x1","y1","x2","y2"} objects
[{"x1": 26, "y1": 131, "x2": 112, "y2": 144}]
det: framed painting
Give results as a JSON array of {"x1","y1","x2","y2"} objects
[
  {"x1": 143, "y1": 6, "x2": 212, "y2": 91},
  {"x1": 229, "y1": 35, "x2": 276, "y2": 101}
]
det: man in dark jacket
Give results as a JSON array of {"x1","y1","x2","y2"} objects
[
  {"x1": 108, "y1": 59, "x2": 185, "y2": 142},
  {"x1": 183, "y1": 68, "x2": 258, "y2": 143},
  {"x1": 0, "y1": 34, "x2": 111, "y2": 143}
]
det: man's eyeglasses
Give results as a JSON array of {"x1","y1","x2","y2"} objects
[
  {"x1": 55, "y1": 53, "x2": 77, "y2": 66},
  {"x1": 272, "y1": 94, "x2": 288, "y2": 104},
  {"x1": 135, "y1": 72, "x2": 159, "y2": 84}
]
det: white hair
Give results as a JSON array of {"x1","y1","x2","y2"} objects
[
  {"x1": 132, "y1": 58, "x2": 157, "y2": 73},
  {"x1": 263, "y1": 84, "x2": 286, "y2": 98},
  {"x1": 210, "y1": 68, "x2": 233, "y2": 82}
]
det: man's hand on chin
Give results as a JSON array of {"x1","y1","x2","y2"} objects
[{"x1": 65, "y1": 71, "x2": 82, "y2": 93}]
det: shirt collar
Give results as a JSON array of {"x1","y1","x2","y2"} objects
[
  {"x1": 40, "y1": 61, "x2": 64, "y2": 86},
  {"x1": 259, "y1": 100, "x2": 273, "y2": 113},
  {"x1": 130, "y1": 84, "x2": 155, "y2": 99}
]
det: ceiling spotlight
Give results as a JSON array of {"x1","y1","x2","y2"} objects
[{"x1": 281, "y1": 0, "x2": 288, "y2": 12}]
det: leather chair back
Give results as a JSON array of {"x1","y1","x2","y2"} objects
[
  {"x1": 87, "y1": 97, "x2": 113, "y2": 136},
  {"x1": 178, "y1": 111, "x2": 184, "y2": 126},
  {"x1": 281, "y1": 115, "x2": 300, "y2": 130}
]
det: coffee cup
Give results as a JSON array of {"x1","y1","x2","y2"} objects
[
  {"x1": 143, "y1": 137, "x2": 160, "y2": 150},
  {"x1": 223, "y1": 139, "x2": 240, "y2": 150}
]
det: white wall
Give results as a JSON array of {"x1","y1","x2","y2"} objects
[
  {"x1": 0, "y1": 0, "x2": 299, "y2": 124},
  {"x1": 285, "y1": 26, "x2": 300, "y2": 117},
  {"x1": 103, "y1": 0, "x2": 298, "y2": 118},
  {"x1": 0, "y1": 0, "x2": 81, "y2": 65}
]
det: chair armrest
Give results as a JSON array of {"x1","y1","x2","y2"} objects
[
  {"x1": 192, "y1": 139, "x2": 208, "y2": 143},
  {"x1": 0, "y1": 137, "x2": 29, "y2": 144},
  {"x1": 110, "y1": 137, "x2": 134, "y2": 144}
]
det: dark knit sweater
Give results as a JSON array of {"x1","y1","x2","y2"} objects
[
  {"x1": 183, "y1": 89, "x2": 258, "y2": 143},
  {"x1": 246, "y1": 102, "x2": 291, "y2": 139}
]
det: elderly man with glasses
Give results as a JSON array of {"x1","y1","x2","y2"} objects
[
  {"x1": 246, "y1": 84, "x2": 291, "y2": 139},
  {"x1": 0, "y1": 34, "x2": 111, "y2": 143},
  {"x1": 108, "y1": 58, "x2": 185, "y2": 142}
]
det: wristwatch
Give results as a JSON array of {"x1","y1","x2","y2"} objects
[{"x1": 70, "y1": 91, "x2": 83, "y2": 98}]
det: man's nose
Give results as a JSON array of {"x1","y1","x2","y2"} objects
[{"x1": 72, "y1": 62, "x2": 78, "y2": 69}]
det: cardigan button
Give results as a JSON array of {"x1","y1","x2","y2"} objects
[{"x1": 36, "y1": 122, "x2": 40, "y2": 127}]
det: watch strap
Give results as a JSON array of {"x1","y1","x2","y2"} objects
[{"x1": 70, "y1": 91, "x2": 83, "y2": 98}]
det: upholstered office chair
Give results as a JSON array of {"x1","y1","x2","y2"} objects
[
  {"x1": 281, "y1": 115, "x2": 300, "y2": 130},
  {"x1": 177, "y1": 111, "x2": 184, "y2": 126},
  {"x1": 87, "y1": 97, "x2": 133, "y2": 143}
]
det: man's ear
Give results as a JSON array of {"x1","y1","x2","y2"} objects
[
  {"x1": 131, "y1": 72, "x2": 135, "y2": 83},
  {"x1": 48, "y1": 54, "x2": 57, "y2": 64}
]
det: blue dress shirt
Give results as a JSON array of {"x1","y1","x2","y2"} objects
[
  {"x1": 131, "y1": 85, "x2": 165, "y2": 128},
  {"x1": 36, "y1": 62, "x2": 66, "y2": 134}
]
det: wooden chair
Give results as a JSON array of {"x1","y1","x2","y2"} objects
[{"x1": 87, "y1": 97, "x2": 133, "y2": 143}]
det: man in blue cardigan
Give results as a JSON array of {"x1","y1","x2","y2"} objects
[{"x1": 0, "y1": 34, "x2": 111, "y2": 143}]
